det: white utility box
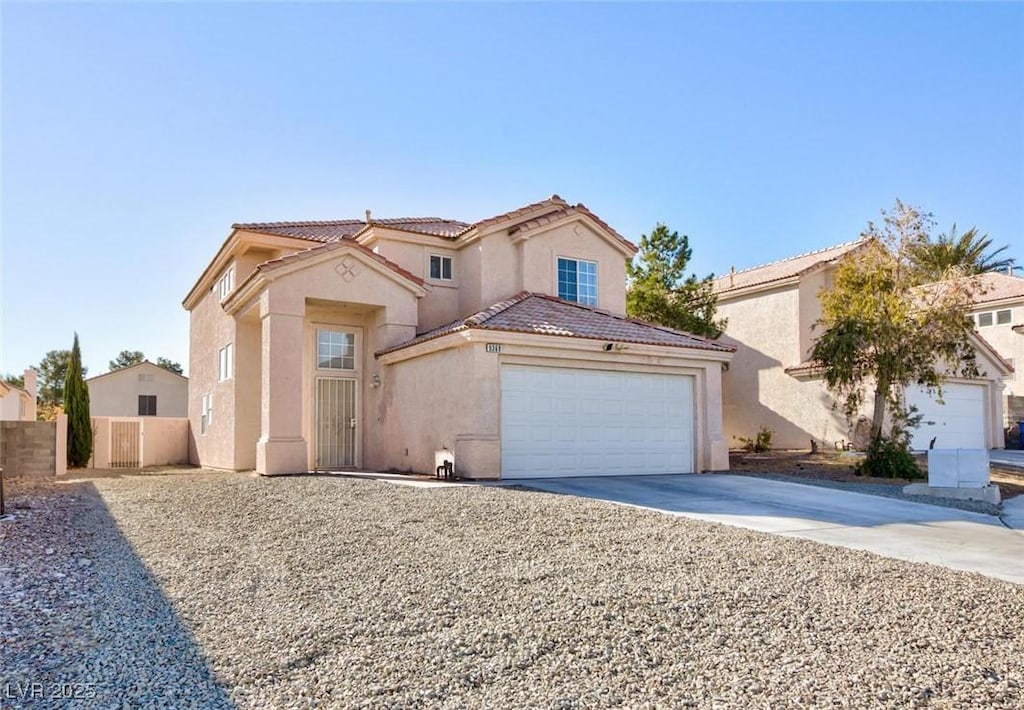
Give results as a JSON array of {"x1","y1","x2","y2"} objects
[{"x1": 927, "y1": 449, "x2": 990, "y2": 488}]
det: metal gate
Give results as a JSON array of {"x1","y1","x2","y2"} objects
[
  {"x1": 110, "y1": 419, "x2": 141, "y2": 468},
  {"x1": 316, "y1": 378, "x2": 356, "y2": 469}
]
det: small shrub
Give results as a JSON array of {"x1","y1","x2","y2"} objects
[
  {"x1": 739, "y1": 426, "x2": 773, "y2": 453},
  {"x1": 856, "y1": 437, "x2": 923, "y2": 479}
]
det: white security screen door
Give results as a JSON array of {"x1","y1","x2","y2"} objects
[{"x1": 316, "y1": 377, "x2": 357, "y2": 468}]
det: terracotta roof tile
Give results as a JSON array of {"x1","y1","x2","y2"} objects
[
  {"x1": 969, "y1": 271, "x2": 1024, "y2": 306},
  {"x1": 508, "y1": 204, "x2": 638, "y2": 253},
  {"x1": 713, "y1": 239, "x2": 869, "y2": 295},
  {"x1": 234, "y1": 217, "x2": 469, "y2": 241},
  {"x1": 377, "y1": 292, "x2": 735, "y2": 356}
]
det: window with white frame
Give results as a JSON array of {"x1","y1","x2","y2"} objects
[
  {"x1": 218, "y1": 343, "x2": 233, "y2": 381},
  {"x1": 429, "y1": 254, "x2": 453, "y2": 281},
  {"x1": 215, "y1": 266, "x2": 235, "y2": 301},
  {"x1": 972, "y1": 308, "x2": 1013, "y2": 328},
  {"x1": 557, "y1": 257, "x2": 598, "y2": 306},
  {"x1": 200, "y1": 393, "x2": 213, "y2": 434},
  {"x1": 317, "y1": 329, "x2": 355, "y2": 370}
]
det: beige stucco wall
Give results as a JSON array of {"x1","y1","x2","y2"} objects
[
  {"x1": 188, "y1": 269, "x2": 239, "y2": 470},
  {"x1": 718, "y1": 283, "x2": 851, "y2": 450},
  {"x1": 87, "y1": 362, "x2": 189, "y2": 418},
  {"x1": 377, "y1": 334, "x2": 731, "y2": 478},
  {"x1": 373, "y1": 238, "x2": 461, "y2": 331},
  {"x1": 0, "y1": 391, "x2": 25, "y2": 421}
]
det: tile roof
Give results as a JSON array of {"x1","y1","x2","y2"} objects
[
  {"x1": 969, "y1": 271, "x2": 1024, "y2": 306},
  {"x1": 231, "y1": 196, "x2": 634, "y2": 249},
  {"x1": 713, "y1": 239, "x2": 869, "y2": 295},
  {"x1": 377, "y1": 292, "x2": 735, "y2": 356},
  {"x1": 235, "y1": 218, "x2": 471, "y2": 242}
]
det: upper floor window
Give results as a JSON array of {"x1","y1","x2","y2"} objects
[
  {"x1": 218, "y1": 343, "x2": 233, "y2": 382},
  {"x1": 138, "y1": 395, "x2": 157, "y2": 416},
  {"x1": 317, "y1": 329, "x2": 355, "y2": 370},
  {"x1": 429, "y1": 254, "x2": 453, "y2": 281},
  {"x1": 971, "y1": 309, "x2": 1011, "y2": 328},
  {"x1": 215, "y1": 266, "x2": 235, "y2": 301},
  {"x1": 557, "y1": 257, "x2": 598, "y2": 306}
]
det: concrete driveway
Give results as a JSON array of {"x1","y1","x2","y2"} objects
[
  {"x1": 517, "y1": 474, "x2": 1024, "y2": 585},
  {"x1": 991, "y1": 450, "x2": 1024, "y2": 469}
]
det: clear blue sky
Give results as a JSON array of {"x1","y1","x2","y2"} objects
[{"x1": 2, "y1": 2, "x2": 1022, "y2": 377}]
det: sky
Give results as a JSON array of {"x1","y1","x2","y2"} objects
[{"x1": 2, "y1": 2, "x2": 1022, "y2": 378}]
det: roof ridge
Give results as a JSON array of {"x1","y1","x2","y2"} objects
[
  {"x1": 464, "y1": 291, "x2": 534, "y2": 325},
  {"x1": 234, "y1": 219, "x2": 365, "y2": 229},
  {"x1": 724, "y1": 238, "x2": 868, "y2": 279}
]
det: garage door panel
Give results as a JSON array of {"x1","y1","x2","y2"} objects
[
  {"x1": 501, "y1": 365, "x2": 695, "y2": 478},
  {"x1": 906, "y1": 383, "x2": 985, "y2": 450}
]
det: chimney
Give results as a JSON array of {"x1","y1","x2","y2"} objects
[
  {"x1": 365, "y1": 209, "x2": 373, "y2": 225},
  {"x1": 729, "y1": 265, "x2": 736, "y2": 288}
]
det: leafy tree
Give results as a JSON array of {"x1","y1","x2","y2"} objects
[
  {"x1": 155, "y1": 357, "x2": 184, "y2": 375},
  {"x1": 110, "y1": 350, "x2": 146, "y2": 370},
  {"x1": 811, "y1": 200, "x2": 979, "y2": 477},
  {"x1": 64, "y1": 333, "x2": 93, "y2": 467},
  {"x1": 2, "y1": 373, "x2": 25, "y2": 389},
  {"x1": 37, "y1": 349, "x2": 86, "y2": 406},
  {"x1": 626, "y1": 223, "x2": 725, "y2": 338},
  {"x1": 909, "y1": 224, "x2": 1015, "y2": 280}
]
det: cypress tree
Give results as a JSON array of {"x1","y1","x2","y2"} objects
[{"x1": 64, "y1": 333, "x2": 93, "y2": 467}]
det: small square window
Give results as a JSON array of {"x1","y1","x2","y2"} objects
[
  {"x1": 996, "y1": 309, "x2": 1012, "y2": 325},
  {"x1": 317, "y1": 330, "x2": 355, "y2": 370},
  {"x1": 429, "y1": 255, "x2": 453, "y2": 281},
  {"x1": 977, "y1": 312, "x2": 994, "y2": 327},
  {"x1": 138, "y1": 395, "x2": 157, "y2": 416}
]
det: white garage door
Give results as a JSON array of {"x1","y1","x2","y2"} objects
[
  {"x1": 905, "y1": 383, "x2": 986, "y2": 450},
  {"x1": 500, "y1": 365, "x2": 695, "y2": 478}
]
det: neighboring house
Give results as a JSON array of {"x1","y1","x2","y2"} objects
[
  {"x1": 183, "y1": 195, "x2": 735, "y2": 478},
  {"x1": 966, "y1": 271, "x2": 1024, "y2": 427},
  {"x1": 86, "y1": 361, "x2": 189, "y2": 417},
  {"x1": 0, "y1": 369, "x2": 37, "y2": 421},
  {"x1": 713, "y1": 241, "x2": 1012, "y2": 451}
]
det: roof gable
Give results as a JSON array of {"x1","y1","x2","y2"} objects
[{"x1": 86, "y1": 360, "x2": 188, "y2": 384}]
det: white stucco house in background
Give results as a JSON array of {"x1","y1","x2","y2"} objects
[
  {"x1": 183, "y1": 195, "x2": 735, "y2": 478},
  {"x1": 0, "y1": 368, "x2": 37, "y2": 421},
  {"x1": 713, "y1": 241, "x2": 1012, "y2": 451},
  {"x1": 86, "y1": 361, "x2": 189, "y2": 418}
]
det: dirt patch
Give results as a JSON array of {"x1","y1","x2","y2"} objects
[{"x1": 729, "y1": 450, "x2": 1024, "y2": 499}]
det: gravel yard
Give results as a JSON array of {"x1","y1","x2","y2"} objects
[{"x1": 3, "y1": 470, "x2": 1024, "y2": 708}]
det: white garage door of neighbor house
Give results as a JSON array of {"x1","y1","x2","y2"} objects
[
  {"x1": 905, "y1": 383, "x2": 986, "y2": 451},
  {"x1": 500, "y1": 365, "x2": 695, "y2": 478}
]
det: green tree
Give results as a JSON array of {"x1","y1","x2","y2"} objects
[
  {"x1": 155, "y1": 357, "x2": 184, "y2": 375},
  {"x1": 64, "y1": 334, "x2": 93, "y2": 467},
  {"x1": 2, "y1": 373, "x2": 25, "y2": 389},
  {"x1": 811, "y1": 201, "x2": 979, "y2": 477},
  {"x1": 37, "y1": 349, "x2": 86, "y2": 406},
  {"x1": 626, "y1": 223, "x2": 725, "y2": 338},
  {"x1": 110, "y1": 350, "x2": 146, "y2": 370},
  {"x1": 909, "y1": 224, "x2": 1015, "y2": 280}
]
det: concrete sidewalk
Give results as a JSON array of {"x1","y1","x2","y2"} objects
[{"x1": 515, "y1": 474, "x2": 1024, "y2": 585}]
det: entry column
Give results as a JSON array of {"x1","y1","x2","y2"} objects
[{"x1": 256, "y1": 292, "x2": 308, "y2": 475}]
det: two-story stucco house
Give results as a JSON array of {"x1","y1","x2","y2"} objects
[
  {"x1": 966, "y1": 271, "x2": 1024, "y2": 427},
  {"x1": 183, "y1": 196, "x2": 735, "y2": 478},
  {"x1": 714, "y1": 241, "x2": 1012, "y2": 452}
]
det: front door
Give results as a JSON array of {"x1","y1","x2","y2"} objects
[{"x1": 316, "y1": 377, "x2": 357, "y2": 469}]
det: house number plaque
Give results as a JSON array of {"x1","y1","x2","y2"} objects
[{"x1": 485, "y1": 343, "x2": 501, "y2": 353}]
